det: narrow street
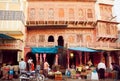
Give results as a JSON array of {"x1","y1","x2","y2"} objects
[
  {"x1": 0, "y1": 78, "x2": 120, "y2": 81},
  {"x1": 1, "y1": 76, "x2": 120, "y2": 81}
]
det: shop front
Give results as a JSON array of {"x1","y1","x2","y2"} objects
[
  {"x1": 25, "y1": 46, "x2": 63, "y2": 69},
  {"x1": 0, "y1": 38, "x2": 23, "y2": 66},
  {"x1": 65, "y1": 47, "x2": 120, "y2": 79},
  {"x1": 67, "y1": 47, "x2": 120, "y2": 68},
  {"x1": 67, "y1": 47, "x2": 100, "y2": 68}
]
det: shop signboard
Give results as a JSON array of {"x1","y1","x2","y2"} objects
[{"x1": 0, "y1": 39, "x2": 23, "y2": 50}]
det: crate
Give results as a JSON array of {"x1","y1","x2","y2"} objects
[{"x1": 55, "y1": 74, "x2": 62, "y2": 80}]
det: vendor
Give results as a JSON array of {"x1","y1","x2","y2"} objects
[
  {"x1": 87, "y1": 60, "x2": 93, "y2": 67},
  {"x1": 71, "y1": 64, "x2": 75, "y2": 69},
  {"x1": 44, "y1": 59, "x2": 50, "y2": 79}
]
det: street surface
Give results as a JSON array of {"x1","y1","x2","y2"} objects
[
  {"x1": 1, "y1": 78, "x2": 120, "y2": 81},
  {"x1": 0, "y1": 75, "x2": 120, "y2": 81}
]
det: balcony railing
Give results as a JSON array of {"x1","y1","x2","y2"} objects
[{"x1": 0, "y1": 10, "x2": 25, "y2": 24}]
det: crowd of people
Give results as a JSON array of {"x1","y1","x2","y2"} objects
[
  {"x1": 97, "y1": 60, "x2": 120, "y2": 80},
  {"x1": 66, "y1": 60, "x2": 120, "y2": 80},
  {"x1": 0, "y1": 57, "x2": 50, "y2": 80},
  {"x1": 0, "y1": 63, "x2": 18, "y2": 80},
  {"x1": 0, "y1": 57, "x2": 120, "y2": 81}
]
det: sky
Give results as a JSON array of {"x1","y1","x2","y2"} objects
[{"x1": 113, "y1": 0, "x2": 120, "y2": 22}]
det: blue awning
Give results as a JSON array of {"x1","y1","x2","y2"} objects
[
  {"x1": 0, "y1": 34, "x2": 15, "y2": 39},
  {"x1": 68, "y1": 47, "x2": 98, "y2": 52},
  {"x1": 31, "y1": 46, "x2": 59, "y2": 54}
]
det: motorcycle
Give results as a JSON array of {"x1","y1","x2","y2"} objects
[{"x1": 19, "y1": 70, "x2": 45, "y2": 81}]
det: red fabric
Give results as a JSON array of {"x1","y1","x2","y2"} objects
[{"x1": 31, "y1": 63, "x2": 34, "y2": 71}]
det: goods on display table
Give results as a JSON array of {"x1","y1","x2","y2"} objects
[{"x1": 55, "y1": 71, "x2": 62, "y2": 80}]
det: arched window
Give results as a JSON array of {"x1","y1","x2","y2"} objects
[
  {"x1": 39, "y1": 8, "x2": 44, "y2": 19},
  {"x1": 58, "y1": 36, "x2": 64, "y2": 46},
  {"x1": 48, "y1": 35, "x2": 54, "y2": 42},
  {"x1": 68, "y1": 35, "x2": 74, "y2": 43},
  {"x1": 78, "y1": 8, "x2": 83, "y2": 18},
  {"x1": 59, "y1": 8, "x2": 64, "y2": 18},
  {"x1": 39, "y1": 35, "x2": 45, "y2": 42},
  {"x1": 29, "y1": 8, "x2": 35, "y2": 19},
  {"x1": 77, "y1": 34, "x2": 83, "y2": 42},
  {"x1": 85, "y1": 35, "x2": 91, "y2": 42},
  {"x1": 69, "y1": 8, "x2": 74, "y2": 19},
  {"x1": 87, "y1": 9, "x2": 93, "y2": 18},
  {"x1": 30, "y1": 35, "x2": 36, "y2": 42},
  {"x1": 48, "y1": 8, "x2": 54, "y2": 19}
]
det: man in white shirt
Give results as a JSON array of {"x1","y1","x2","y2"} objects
[
  {"x1": 27, "y1": 57, "x2": 33, "y2": 64},
  {"x1": 27, "y1": 57, "x2": 33, "y2": 71},
  {"x1": 97, "y1": 61, "x2": 106, "y2": 79},
  {"x1": 19, "y1": 58, "x2": 26, "y2": 74}
]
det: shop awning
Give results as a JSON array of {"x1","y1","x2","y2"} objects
[
  {"x1": 90, "y1": 47, "x2": 120, "y2": 51},
  {"x1": 31, "y1": 46, "x2": 59, "y2": 54},
  {"x1": 68, "y1": 47, "x2": 99, "y2": 52},
  {"x1": 0, "y1": 34, "x2": 15, "y2": 39}
]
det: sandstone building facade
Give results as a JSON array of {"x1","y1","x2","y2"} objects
[{"x1": 0, "y1": 0, "x2": 120, "y2": 69}]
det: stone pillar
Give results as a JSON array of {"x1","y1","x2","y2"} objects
[
  {"x1": 106, "y1": 52, "x2": 112, "y2": 69},
  {"x1": 40, "y1": 54, "x2": 42, "y2": 63},
  {"x1": 67, "y1": 50, "x2": 70, "y2": 69},
  {"x1": 100, "y1": 52, "x2": 104, "y2": 61},
  {"x1": 55, "y1": 54, "x2": 58, "y2": 65},
  {"x1": 38, "y1": 54, "x2": 40, "y2": 64},
  {"x1": 36, "y1": 53, "x2": 38, "y2": 64},
  {"x1": 79, "y1": 52, "x2": 82, "y2": 65},
  {"x1": 43, "y1": 53, "x2": 46, "y2": 62},
  {"x1": 119, "y1": 56, "x2": 120, "y2": 65},
  {"x1": 76, "y1": 53, "x2": 79, "y2": 66},
  {"x1": 0, "y1": 50, "x2": 3, "y2": 63},
  {"x1": 117, "y1": 51, "x2": 120, "y2": 65},
  {"x1": 86, "y1": 52, "x2": 89, "y2": 62},
  {"x1": 84, "y1": 52, "x2": 87, "y2": 64}
]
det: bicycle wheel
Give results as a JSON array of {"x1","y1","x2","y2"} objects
[{"x1": 37, "y1": 74, "x2": 45, "y2": 81}]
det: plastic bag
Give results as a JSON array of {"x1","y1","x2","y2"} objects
[{"x1": 91, "y1": 70, "x2": 99, "y2": 80}]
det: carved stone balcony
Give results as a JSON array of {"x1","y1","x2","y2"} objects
[
  {"x1": 97, "y1": 35, "x2": 118, "y2": 42},
  {"x1": 26, "y1": 20, "x2": 96, "y2": 29}
]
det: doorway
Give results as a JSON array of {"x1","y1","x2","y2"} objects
[
  {"x1": 2, "y1": 50, "x2": 18, "y2": 65},
  {"x1": 46, "y1": 54, "x2": 55, "y2": 68},
  {"x1": 58, "y1": 36, "x2": 64, "y2": 46}
]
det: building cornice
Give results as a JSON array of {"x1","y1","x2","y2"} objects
[
  {"x1": 27, "y1": 0, "x2": 96, "y2": 2},
  {"x1": 97, "y1": 20, "x2": 119, "y2": 24}
]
